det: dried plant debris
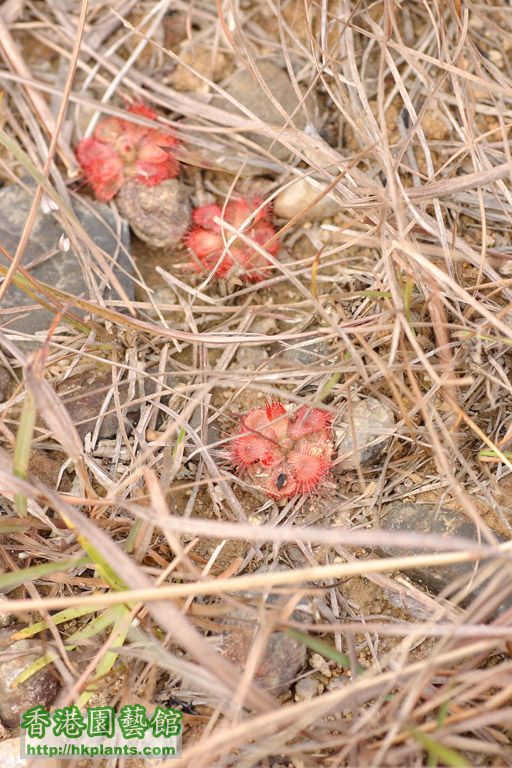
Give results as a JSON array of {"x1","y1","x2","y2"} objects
[{"x1": 1, "y1": 2, "x2": 512, "y2": 766}]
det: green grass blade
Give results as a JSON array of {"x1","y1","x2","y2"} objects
[
  {"x1": 285, "y1": 628, "x2": 366, "y2": 673},
  {"x1": 78, "y1": 606, "x2": 133, "y2": 707},
  {"x1": 409, "y1": 729, "x2": 469, "y2": 767},
  {"x1": 12, "y1": 651, "x2": 57, "y2": 688},
  {"x1": 13, "y1": 389, "x2": 36, "y2": 517},
  {"x1": 0, "y1": 557, "x2": 89, "y2": 592},
  {"x1": 11, "y1": 603, "x2": 100, "y2": 640}
]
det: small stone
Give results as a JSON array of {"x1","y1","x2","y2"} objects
[
  {"x1": 171, "y1": 44, "x2": 229, "y2": 93},
  {"x1": 235, "y1": 345, "x2": 269, "y2": 366},
  {"x1": 277, "y1": 340, "x2": 334, "y2": 367},
  {"x1": 0, "y1": 596, "x2": 14, "y2": 628},
  {"x1": 309, "y1": 652, "x2": 332, "y2": 677},
  {"x1": 54, "y1": 367, "x2": 134, "y2": 441},
  {"x1": 215, "y1": 60, "x2": 318, "y2": 161},
  {"x1": 294, "y1": 676, "x2": 320, "y2": 701},
  {"x1": 54, "y1": 365, "x2": 173, "y2": 441},
  {"x1": 251, "y1": 316, "x2": 278, "y2": 335},
  {"x1": 274, "y1": 178, "x2": 340, "y2": 221},
  {"x1": 326, "y1": 676, "x2": 346, "y2": 691},
  {"x1": 115, "y1": 179, "x2": 191, "y2": 248},
  {"x1": 377, "y1": 502, "x2": 512, "y2": 616},
  {"x1": 28, "y1": 450, "x2": 64, "y2": 489},
  {"x1": 0, "y1": 630, "x2": 59, "y2": 729},
  {"x1": 333, "y1": 397, "x2": 395, "y2": 470},
  {"x1": 489, "y1": 49, "x2": 504, "y2": 66},
  {"x1": 0, "y1": 183, "x2": 132, "y2": 348}
]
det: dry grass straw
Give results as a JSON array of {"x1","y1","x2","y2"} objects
[{"x1": 0, "y1": 0, "x2": 512, "y2": 765}]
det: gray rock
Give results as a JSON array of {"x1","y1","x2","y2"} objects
[
  {"x1": 115, "y1": 178, "x2": 191, "y2": 248},
  {"x1": 277, "y1": 340, "x2": 334, "y2": 367},
  {"x1": 294, "y1": 676, "x2": 320, "y2": 701},
  {"x1": 333, "y1": 397, "x2": 395, "y2": 470},
  {"x1": 0, "y1": 631, "x2": 59, "y2": 729},
  {"x1": 274, "y1": 178, "x2": 340, "y2": 221},
  {"x1": 0, "y1": 183, "x2": 131, "y2": 346},
  {"x1": 377, "y1": 502, "x2": 511, "y2": 615},
  {"x1": 0, "y1": 366, "x2": 11, "y2": 402},
  {"x1": 216, "y1": 60, "x2": 318, "y2": 161}
]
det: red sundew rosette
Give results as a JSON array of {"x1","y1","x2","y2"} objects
[
  {"x1": 229, "y1": 402, "x2": 333, "y2": 498},
  {"x1": 186, "y1": 198, "x2": 280, "y2": 282},
  {"x1": 75, "y1": 103, "x2": 180, "y2": 202}
]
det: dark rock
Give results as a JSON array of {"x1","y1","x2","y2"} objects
[
  {"x1": 0, "y1": 629, "x2": 59, "y2": 729},
  {"x1": 54, "y1": 365, "x2": 173, "y2": 441},
  {"x1": 28, "y1": 450, "x2": 65, "y2": 489},
  {"x1": 0, "y1": 183, "x2": 131, "y2": 347},
  {"x1": 377, "y1": 502, "x2": 511, "y2": 614},
  {"x1": 218, "y1": 606, "x2": 307, "y2": 695},
  {"x1": 276, "y1": 340, "x2": 334, "y2": 367},
  {"x1": 217, "y1": 568, "x2": 308, "y2": 694}
]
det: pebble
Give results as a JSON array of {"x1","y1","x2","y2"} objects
[
  {"x1": 235, "y1": 345, "x2": 269, "y2": 367},
  {"x1": 0, "y1": 182, "x2": 132, "y2": 348},
  {"x1": 215, "y1": 60, "x2": 318, "y2": 161},
  {"x1": 0, "y1": 596, "x2": 14, "y2": 628},
  {"x1": 171, "y1": 44, "x2": 229, "y2": 93},
  {"x1": 54, "y1": 367, "x2": 136, "y2": 441},
  {"x1": 309, "y1": 652, "x2": 332, "y2": 677},
  {"x1": 333, "y1": 397, "x2": 395, "y2": 470},
  {"x1": 115, "y1": 178, "x2": 191, "y2": 249},
  {"x1": 0, "y1": 631, "x2": 59, "y2": 729},
  {"x1": 274, "y1": 177, "x2": 340, "y2": 221},
  {"x1": 377, "y1": 502, "x2": 511, "y2": 616},
  {"x1": 326, "y1": 676, "x2": 346, "y2": 691},
  {"x1": 0, "y1": 366, "x2": 11, "y2": 402},
  {"x1": 277, "y1": 340, "x2": 334, "y2": 367},
  {"x1": 294, "y1": 676, "x2": 320, "y2": 701},
  {"x1": 250, "y1": 316, "x2": 278, "y2": 335}
]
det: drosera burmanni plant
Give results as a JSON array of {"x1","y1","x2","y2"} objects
[
  {"x1": 228, "y1": 400, "x2": 333, "y2": 498},
  {"x1": 185, "y1": 197, "x2": 280, "y2": 283},
  {"x1": 75, "y1": 102, "x2": 180, "y2": 202}
]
